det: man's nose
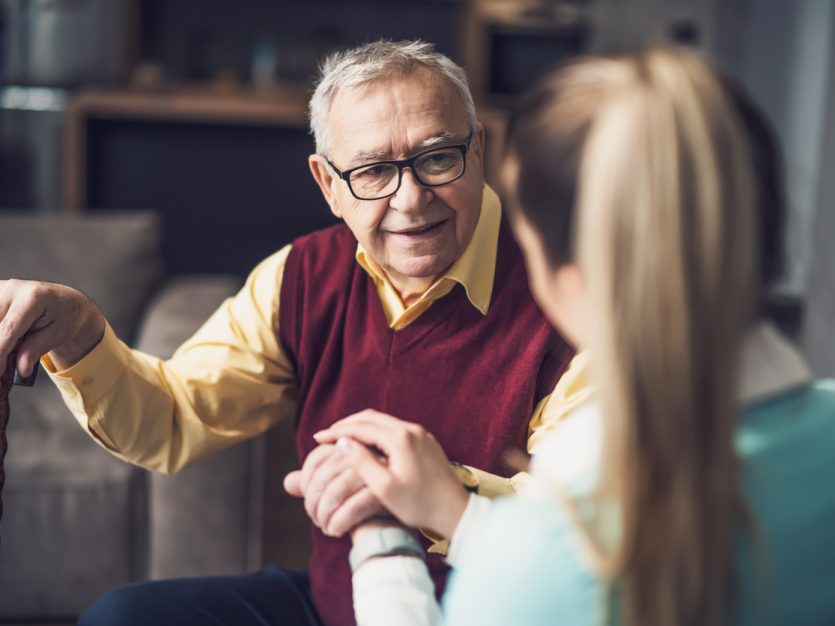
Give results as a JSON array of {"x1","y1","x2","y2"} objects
[{"x1": 389, "y1": 168, "x2": 432, "y2": 212}]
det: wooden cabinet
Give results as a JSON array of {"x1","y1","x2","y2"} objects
[{"x1": 65, "y1": 86, "x2": 337, "y2": 275}]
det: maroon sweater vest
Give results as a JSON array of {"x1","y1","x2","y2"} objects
[{"x1": 279, "y1": 220, "x2": 572, "y2": 626}]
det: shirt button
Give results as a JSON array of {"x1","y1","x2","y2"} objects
[{"x1": 82, "y1": 376, "x2": 94, "y2": 386}]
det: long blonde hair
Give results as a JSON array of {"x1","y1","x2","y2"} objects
[{"x1": 505, "y1": 48, "x2": 758, "y2": 626}]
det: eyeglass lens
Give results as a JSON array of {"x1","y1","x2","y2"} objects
[{"x1": 349, "y1": 146, "x2": 465, "y2": 199}]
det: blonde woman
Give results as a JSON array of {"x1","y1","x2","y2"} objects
[{"x1": 316, "y1": 48, "x2": 835, "y2": 626}]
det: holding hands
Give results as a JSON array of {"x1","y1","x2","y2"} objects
[
  {"x1": 309, "y1": 409, "x2": 469, "y2": 541},
  {"x1": 283, "y1": 440, "x2": 387, "y2": 538}
]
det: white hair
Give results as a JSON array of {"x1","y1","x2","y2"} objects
[{"x1": 309, "y1": 39, "x2": 477, "y2": 156}]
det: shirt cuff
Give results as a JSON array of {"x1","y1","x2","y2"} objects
[
  {"x1": 43, "y1": 321, "x2": 130, "y2": 447},
  {"x1": 44, "y1": 321, "x2": 129, "y2": 404},
  {"x1": 446, "y1": 494, "x2": 494, "y2": 568},
  {"x1": 463, "y1": 464, "x2": 524, "y2": 498}
]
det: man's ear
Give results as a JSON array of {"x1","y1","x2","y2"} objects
[
  {"x1": 473, "y1": 121, "x2": 486, "y2": 162},
  {"x1": 309, "y1": 154, "x2": 343, "y2": 218},
  {"x1": 470, "y1": 121, "x2": 487, "y2": 177}
]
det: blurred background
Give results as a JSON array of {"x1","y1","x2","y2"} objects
[
  {"x1": 1, "y1": 2, "x2": 834, "y2": 623},
  {"x1": 0, "y1": 0, "x2": 833, "y2": 375}
]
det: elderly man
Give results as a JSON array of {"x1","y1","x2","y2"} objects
[{"x1": 0, "y1": 40, "x2": 572, "y2": 626}]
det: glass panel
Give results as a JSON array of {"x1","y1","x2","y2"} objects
[
  {"x1": 349, "y1": 163, "x2": 399, "y2": 197},
  {"x1": 416, "y1": 147, "x2": 463, "y2": 181}
]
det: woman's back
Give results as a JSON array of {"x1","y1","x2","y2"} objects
[
  {"x1": 443, "y1": 331, "x2": 835, "y2": 626},
  {"x1": 341, "y1": 48, "x2": 833, "y2": 626}
]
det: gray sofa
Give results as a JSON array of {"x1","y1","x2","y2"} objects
[{"x1": 0, "y1": 211, "x2": 310, "y2": 622}]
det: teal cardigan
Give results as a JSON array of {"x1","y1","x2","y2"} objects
[{"x1": 443, "y1": 380, "x2": 835, "y2": 626}]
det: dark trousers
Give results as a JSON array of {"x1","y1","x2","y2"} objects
[{"x1": 78, "y1": 565, "x2": 324, "y2": 626}]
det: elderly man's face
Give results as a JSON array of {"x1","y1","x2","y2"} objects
[{"x1": 310, "y1": 66, "x2": 485, "y2": 298}]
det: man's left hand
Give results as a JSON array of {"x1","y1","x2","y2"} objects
[{"x1": 283, "y1": 443, "x2": 385, "y2": 537}]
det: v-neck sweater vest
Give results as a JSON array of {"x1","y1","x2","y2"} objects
[{"x1": 279, "y1": 221, "x2": 572, "y2": 626}]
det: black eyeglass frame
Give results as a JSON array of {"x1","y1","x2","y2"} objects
[{"x1": 326, "y1": 133, "x2": 473, "y2": 201}]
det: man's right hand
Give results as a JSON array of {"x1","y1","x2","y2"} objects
[{"x1": 0, "y1": 279, "x2": 105, "y2": 377}]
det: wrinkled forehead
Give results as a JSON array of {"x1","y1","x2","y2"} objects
[
  {"x1": 334, "y1": 65, "x2": 462, "y2": 112},
  {"x1": 327, "y1": 67, "x2": 470, "y2": 162}
]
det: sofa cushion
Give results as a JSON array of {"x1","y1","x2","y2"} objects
[
  {"x1": 0, "y1": 211, "x2": 164, "y2": 342},
  {"x1": 0, "y1": 366, "x2": 149, "y2": 618}
]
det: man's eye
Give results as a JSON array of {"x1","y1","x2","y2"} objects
[
  {"x1": 420, "y1": 152, "x2": 455, "y2": 172},
  {"x1": 356, "y1": 165, "x2": 389, "y2": 179}
]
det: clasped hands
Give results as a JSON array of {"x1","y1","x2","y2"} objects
[{"x1": 283, "y1": 409, "x2": 470, "y2": 543}]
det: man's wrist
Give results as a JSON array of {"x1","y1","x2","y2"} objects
[{"x1": 50, "y1": 313, "x2": 105, "y2": 371}]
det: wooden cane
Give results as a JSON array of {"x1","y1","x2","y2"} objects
[{"x1": 0, "y1": 349, "x2": 38, "y2": 532}]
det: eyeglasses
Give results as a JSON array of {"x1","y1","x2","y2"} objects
[{"x1": 326, "y1": 134, "x2": 472, "y2": 201}]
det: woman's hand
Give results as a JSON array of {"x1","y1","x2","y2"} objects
[{"x1": 314, "y1": 409, "x2": 469, "y2": 539}]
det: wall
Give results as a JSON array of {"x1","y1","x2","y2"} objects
[
  {"x1": 711, "y1": 0, "x2": 835, "y2": 375},
  {"x1": 804, "y1": 3, "x2": 835, "y2": 377},
  {"x1": 589, "y1": 0, "x2": 713, "y2": 50},
  {"x1": 138, "y1": 0, "x2": 467, "y2": 84}
]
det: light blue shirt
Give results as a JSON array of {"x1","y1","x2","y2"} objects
[
  {"x1": 443, "y1": 380, "x2": 835, "y2": 626},
  {"x1": 350, "y1": 325, "x2": 835, "y2": 626}
]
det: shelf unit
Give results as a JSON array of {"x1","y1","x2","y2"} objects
[{"x1": 65, "y1": 85, "x2": 310, "y2": 214}]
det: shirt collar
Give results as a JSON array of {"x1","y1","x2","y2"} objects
[{"x1": 355, "y1": 184, "x2": 501, "y2": 316}]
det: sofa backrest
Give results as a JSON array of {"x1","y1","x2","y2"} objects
[{"x1": 0, "y1": 211, "x2": 164, "y2": 342}]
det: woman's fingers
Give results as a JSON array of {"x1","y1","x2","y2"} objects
[
  {"x1": 337, "y1": 437, "x2": 399, "y2": 504},
  {"x1": 315, "y1": 421, "x2": 392, "y2": 449},
  {"x1": 336, "y1": 435, "x2": 467, "y2": 536},
  {"x1": 310, "y1": 410, "x2": 461, "y2": 532},
  {"x1": 314, "y1": 416, "x2": 426, "y2": 460},
  {"x1": 318, "y1": 409, "x2": 421, "y2": 438}
]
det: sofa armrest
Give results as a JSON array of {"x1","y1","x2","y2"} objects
[
  {"x1": 133, "y1": 276, "x2": 266, "y2": 579},
  {"x1": 135, "y1": 275, "x2": 241, "y2": 359}
]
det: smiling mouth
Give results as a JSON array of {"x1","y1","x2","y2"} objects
[{"x1": 389, "y1": 220, "x2": 447, "y2": 236}]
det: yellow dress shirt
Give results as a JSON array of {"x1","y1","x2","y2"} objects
[{"x1": 44, "y1": 185, "x2": 588, "y2": 499}]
